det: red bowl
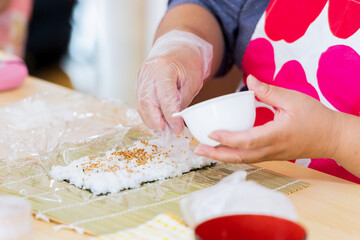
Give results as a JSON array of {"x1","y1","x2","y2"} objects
[{"x1": 195, "y1": 214, "x2": 306, "y2": 240}]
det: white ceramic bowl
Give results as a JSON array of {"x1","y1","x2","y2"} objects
[{"x1": 173, "y1": 91, "x2": 255, "y2": 146}]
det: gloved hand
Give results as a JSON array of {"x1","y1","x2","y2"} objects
[{"x1": 136, "y1": 30, "x2": 213, "y2": 134}]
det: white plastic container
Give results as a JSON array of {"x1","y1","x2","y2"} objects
[{"x1": 0, "y1": 195, "x2": 32, "y2": 240}]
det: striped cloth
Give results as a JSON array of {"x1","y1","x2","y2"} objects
[{"x1": 93, "y1": 214, "x2": 194, "y2": 240}]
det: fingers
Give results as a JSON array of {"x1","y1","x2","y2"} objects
[
  {"x1": 137, "y1": 105, "x2": 167, "y2": 133},
  {"x1": 137, "y1": 58, "x2": 184, "y2": 133},
  {"x1": 137, "y1": 62, "x2": 167, "y2": 132},
  {"x1": 194, "y1": 122, "x2": 289, "y2": 163},
  {"x1": 155, "y1": 63, "x2": 184, "y2": 133},
  {"x1": 195, "y1": 145, "x2": 242, "y2": 162},
  {"x1": 209, "y1": 122, "x2": 281, "y2": 150},
  {"x1": 247, "y1": 75, "x2": 295, "y2": 109},
  {"x1": 194, "y1": 144, "x2": 268, "y2": 163}
]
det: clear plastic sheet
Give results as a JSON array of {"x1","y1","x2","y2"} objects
[
  {"x1": 0, "y1": 91, "x2": 146, "y2": 168},
  {"x1": 0, "y1": 91, "x2": 308, "y2": 235},
  {"x1": 180, "y1": 171, "x2": 298, "y2": 228},
  {"x1": 0, "y1": 90, "x2": 150, "y2": 202}
]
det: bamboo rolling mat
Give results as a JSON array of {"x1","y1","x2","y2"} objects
[
  {"x1": 0, "y1": 160, "x2": 308, "y2": 235},
  {"x1": 0, "y1": 91, "x2": 309, "y2": 236}
]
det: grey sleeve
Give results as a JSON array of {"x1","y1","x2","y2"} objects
[{"x1": 168, "y1": 0, "x2": 244, "y2": 77}]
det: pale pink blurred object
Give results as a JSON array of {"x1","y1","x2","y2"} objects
[
  {"x1": 0, "y1": 0, "x2": 33, "y2": 57},
  {"x1": 0, "y1": 195, "x2": 33, "y2": 240},
  {"x1": 0, "y1": 51, "x2": 28, "y2": 91}
]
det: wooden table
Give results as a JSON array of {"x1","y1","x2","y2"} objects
[{"x1": 1, "y1": 77, "x2": 360, "y2": 240}]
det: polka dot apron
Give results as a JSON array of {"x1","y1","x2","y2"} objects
[{"x1": 241, "y1": 0, "x2": 360, "y2": 183}]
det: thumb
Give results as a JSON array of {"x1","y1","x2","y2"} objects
[{"x1": 247, "y1": 75, "x2": 291, "y2": 108}]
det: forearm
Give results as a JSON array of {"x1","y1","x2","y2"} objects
[
  {"x1": 331, "y1": 111, "x2": 360, "y2": 177},
  {"x1": 155, "y1": 4, "x2": 224, "y2": 79}
]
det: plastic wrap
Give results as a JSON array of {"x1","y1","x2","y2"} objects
[
  {"x1": 0, "y1": 90, "x2": 149, "y2": 202},
  {"x1": 0, "y1": 91, "x2": 145, "y2": 167},
  {"x1": 180, "y1": 170, "x2": 298, "y2": 228}
]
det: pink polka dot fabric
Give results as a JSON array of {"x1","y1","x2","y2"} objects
[{"x1": 242, "y1": 0, "x2": 360, "y2": 183}]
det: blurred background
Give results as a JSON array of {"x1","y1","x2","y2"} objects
[{"x1": 1, "y1": 0, "x2": 241, "y2": 107}]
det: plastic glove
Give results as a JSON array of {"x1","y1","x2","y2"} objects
[{"x1": 136, "y1": 30, "x2": 213, "y2": 134}]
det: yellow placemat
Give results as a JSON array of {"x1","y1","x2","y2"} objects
[{"x1": 93, "y1": 213, "x2": 194, "y2": 240}]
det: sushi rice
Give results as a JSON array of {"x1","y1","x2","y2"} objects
[{"x1": 50, "y1": 134, "x2": 215, "y2": 195}]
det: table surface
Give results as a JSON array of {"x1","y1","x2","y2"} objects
[{"x1": 1, "y1": 77, "x2": 360, "y2": 240}]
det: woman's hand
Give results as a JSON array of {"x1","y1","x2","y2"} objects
[{"x1": 194, "y1": 75, "x2": 341, "y2": 163}]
